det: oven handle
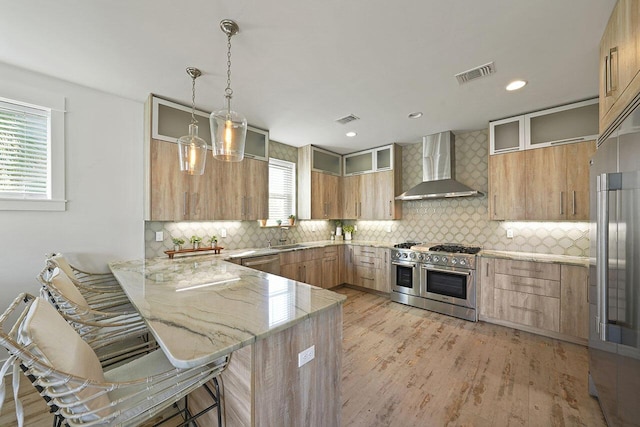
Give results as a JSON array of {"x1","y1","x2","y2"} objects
[
  {"x1": 421, "y1": 265, "x2": 471, "y2": 276},
  {"x1": 391, "y1": 261, "x2": 416, "y2": 269}
]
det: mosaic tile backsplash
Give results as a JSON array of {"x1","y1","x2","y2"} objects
[{"x1": 145, "y1": 131, "x2": 590, "y2": 258}]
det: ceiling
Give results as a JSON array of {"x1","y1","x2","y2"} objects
[{"x1": 0, "y1": 0, "x2": 616, "y2": 154}]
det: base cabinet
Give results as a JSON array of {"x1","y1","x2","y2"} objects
[
  {"x1": 478, "y1": 256, "x2": 588, "y2": 343},
  {"x1": 280, "y1": 247, "x2": 342, "y2": 289},
  {"x1": 347, "y1": 246, "x2": 390, "y2": 293}
]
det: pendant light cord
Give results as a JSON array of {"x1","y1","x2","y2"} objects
[
  {"x1": 190, "y1": 74, "x2": 198, "y2": 125},
  {"x1": 225, "y1": 33, "x2": 233, "y2": 112}
]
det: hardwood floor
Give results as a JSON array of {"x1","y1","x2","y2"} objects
[
  {"x1": 1, "y1": 286, "x2": 606, "y2": 426},
  {"x1": 337, "y1": 286, "x2": 606, "y2": 427}
]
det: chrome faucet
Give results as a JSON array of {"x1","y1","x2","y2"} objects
[{"x1": 267, "y1": 239, "x2": 272, "y2": 248}]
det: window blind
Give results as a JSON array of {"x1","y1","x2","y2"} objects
[
  {"x1": 268, "y1": 158, "x2": 296, "y2": 220},
  {"x1": 0, "y1": 99, "x2": 50, "y2": 199}
]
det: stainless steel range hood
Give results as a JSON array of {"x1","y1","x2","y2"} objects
[{"x1": 395, "y1": 131, "x2": 483, "y2": 200}]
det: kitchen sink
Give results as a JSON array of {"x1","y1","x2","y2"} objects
[{"x1": 273, "y1": 244, "x2": 307, "y2": 250}]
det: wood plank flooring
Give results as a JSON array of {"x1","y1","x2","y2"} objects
[
  {"x1": 337, "y1": 286, "x2": 606, "y2": 427},
  {"x1": 0, "y1": 286, "x2": 606, "y2": 426}
]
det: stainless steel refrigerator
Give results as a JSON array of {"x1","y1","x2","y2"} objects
[{"x1": 590, "y1": 98, "x2": 640, "y2": 427}]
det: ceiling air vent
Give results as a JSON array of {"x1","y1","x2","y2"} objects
[
  {"x1": 455, "y1": 62, "x2": 496, "y2": 85},
  {"x1": 335, "y1": 114, "x2": 360, "y2": 125}
]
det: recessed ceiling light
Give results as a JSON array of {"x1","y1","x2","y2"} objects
[
  {"x1": 346, "y1": 131, "x2": 357, "y2": 137},
  {"x1": 408, "y1": 112, "x2": 423, "y2": 119},
  {"x1": 506, "y1": 80, "x2": 527, "y2": 91}
]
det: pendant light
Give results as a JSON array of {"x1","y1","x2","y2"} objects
[
  {"x1": 177, "y1": 67, "x2": 208, "y2": 175},
  {"x1": 211, "y1": 19, "x2": 247, "y2": 162}
]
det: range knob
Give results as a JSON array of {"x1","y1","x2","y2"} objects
[
  {"x1": 433, "y1": 255, "x2": 439, "y2": 263},
  {"x1": 409, "y1": 252, "x2": 416, "y2": 260},
  {"x1": 395, "y1": 252, "x2": 401, "y2": 259},
  {"x1": 425, "y1": 255, "x2": 431, "y2": 262},
  {"x1": 417, "y1": 254, "x2": 424, "y2": 261},
  {"x1": 459, "y1": 258, "x2": 467, "y2": 266},
  {"x1": 451, "y1": 258, "x2": 458, "y2": 265},
  {"x1": 441, "y1": 256, "x2": 448, "y2": 264},
  {"x1": 401, "y1": 253, "x2": 408, "y2": 259}
]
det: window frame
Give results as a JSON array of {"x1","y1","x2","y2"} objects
[{"x1": 0, "y1": 83, "x2": 65, "y2": 211}]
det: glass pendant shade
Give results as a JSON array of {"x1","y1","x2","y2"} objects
[
  {"x1": 177, "y1": 123, "x2": 208, "y2": 175},
  {"x1": 211, "y1": 108, "x2": 247, "y2": 162}
]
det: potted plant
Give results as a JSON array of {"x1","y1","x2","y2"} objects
[
  {"x1": 208, "y1": 235, "x2": 218, "y2": 248},
  {"x1": 172, "y1": 237, "x2": 185, "y2": 251},
  {"x1": 190, "y1": 235, "x2": 202, "y2": 249},
  {"x1": 288, "y1": 214, "x2": 296, "y2": 226},
  {"x1": 259, "y1": 219, "x2": 267, "y2": 227},
  {"x1": 343, "y1": 225, "x2": 355, "y2": 241},
  {"x1": 334, "y1": 220, "x2": 343, "y2": 237}
]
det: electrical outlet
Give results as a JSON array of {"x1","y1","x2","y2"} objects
[
  {"x1": 354, "y1": 225, "x2": 358, "y2": 232},
  {"x1": 506, "y1": 228, "x2": 514, "y2": 238},
  {"x1": 386, "y1": 224, "x2": 392, "y2": 233},
  {"x1": 155, "y1": 231, "x2": 163, "y2": 242},
  {"x1": 311, "y1": 224, "x2": 316, "y2": 232},
  {"x1": 220, "y1": 229, "x2": 227, "y2": 238},
  {"x1": 298, "y1": 345, "x2": 315, "y2": 367}
]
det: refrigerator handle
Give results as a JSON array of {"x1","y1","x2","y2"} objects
[{"x1": 596, "y1": 173, "x2": 610, "y2": 341}]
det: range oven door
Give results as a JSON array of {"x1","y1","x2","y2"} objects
[
  {"x1": 421, "y1": 264, "x2": 476, "y2": 308},
  {"x1": 391, "y1": 260, "x2": 420, "y2": 297}
]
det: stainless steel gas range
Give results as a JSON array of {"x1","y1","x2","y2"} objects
[{"x1": 390, "y1": 243, "x2": 481, "y2": 322}]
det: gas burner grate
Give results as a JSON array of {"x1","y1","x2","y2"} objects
[
  {"x1": 393, "y1": 242, "x2": 423, "y2": 249},
  {"x1": 429, "y1": 244, "x2": 481, "y2": 254}
]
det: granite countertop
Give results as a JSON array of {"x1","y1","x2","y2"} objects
[
  {"x1": 479, "y1": 249, "x2": 590, "y2": 267},
  {"x1": 224, "y1": 239, "x2": 397, "y2": 259},
  {"x1": 109, "y1": 255, "x2": 346, "y2": 369}
]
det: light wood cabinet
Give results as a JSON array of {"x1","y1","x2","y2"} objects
[
  {"x1": 488, "y1": 151, "x2": 526, "y2": 220},
  {"x1": 525, "y1": 141, "x2": 595, "y2": 221},
  {"x1": 349, "y1": 246, "x2": 390, "y2": 293},
  {"x1": 599, "y1": 0, "x2": 640, "y2": 133},
  {"x1": 149, "y1": 139, "x2": 213, "y2": 221},
  {"x1": 298, "y1": 146, "x2": 342, "y2": 220},
  {"x1": 321, "y1": 247, "x2": 341, "y2": 289},
  {"x1": 479, "y1": 256, "x2": 589, "y2": 343},
  {"x1": 489, "y1": 141, "x2": 594, "y2": 221},
  {"x1": 311, "y1": 172, "x2": 341, "y2": 219},
  {"x1": 560, "y1": 265, "x2": 589, "y2": 340},
  {"x1": 214, "y1": 158, "x2": 268, "y2": 220},
  {"x1": 341, "y1": 145, "x2": 402, "y2": 220},
  {"x1": 280, "y1": 247, "x2": 341, "y2": 288}
]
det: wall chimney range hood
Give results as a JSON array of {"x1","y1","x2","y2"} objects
[{"x1": 395, "y1": 131, "x2": 483, "y2": 200}]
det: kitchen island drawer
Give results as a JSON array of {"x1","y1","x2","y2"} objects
[
  {"x1": 494, "y1": 259, "x2": 560, "y2": 280},
  {"x1": 494, "y1": 273, "x2": 560, "y2": 298},
  {"x1": 494, "y1": 288, "x2": 560, "y2": 332},
  {"x1": 353, "y1": 266, "x2": 377, "y2": 287}
]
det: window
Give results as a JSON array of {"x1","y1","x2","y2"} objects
[
  {"x1": 0, "y1": 89, "x2": 65, "y2": 211},
  {"x1": 268, "y1": 158, "x2": 296, "y2": 223}
]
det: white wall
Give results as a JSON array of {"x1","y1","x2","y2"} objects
[{"x1": 0, "y1": 62, "x2": 145, "y2": 310}]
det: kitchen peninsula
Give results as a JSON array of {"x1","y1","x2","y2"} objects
[{"x1": 109, "y1": 255, "x2": 346, "y2": 426}]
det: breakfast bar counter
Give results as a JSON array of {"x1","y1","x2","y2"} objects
[{"x1": 110, "y1": 255, "x2": 346, "y2": 426}]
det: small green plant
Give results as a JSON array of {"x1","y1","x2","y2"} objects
[
  {"x1": 288, "y1": 214, "x2": 296, "y2": 220},
  {"x1": 172, "y1": 237, "x2": 185, "y2": 246},
  {"x1": 276, "y1": 219, "x2": 282, "y2": 226},
  {"x1": 190, "y1": 235, "x2": 202, "y2": 244},
  {"x1": 342, "y1": 225, "x2": 355, "y2": 233},
  {"x1": 208, "y1": 235, "x2": 218, "y2": 246},
  {"x1": 334, "y1": 220, "x2": 343, "y2": 228}
]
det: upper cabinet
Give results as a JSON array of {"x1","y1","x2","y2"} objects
[
  {"x1": 244, "y1": 126, "x2": 270, "y2": 161},
  {"x1": 312, "y1": 146, "x2": 342, "y2": 176},
  {"x1": 151, "y1": 96, "x2": 212, "y2": 146},
  {"x1": 489, "y1": 99, "x2": 599, "y2": 155},
  {"x1": 298, "y1": 145, "x2": 343, "y2": 220},
  {"x1": 145, "y1": 95, "x2": 269, "y2": 221},
  {"x1": 343, "y1": 144, "x2": 396, "y2": 176},
  {"x1": 489, "y1": 116, "x2": 525, "y2": 155}
]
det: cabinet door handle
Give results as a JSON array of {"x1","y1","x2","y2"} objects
[
  {"x1": 247, "y1": 197, "x2": 252, "y2": 218},
  {"x1": 191, "y1": 193, "x2": 197, "y2": 217},
  {"x1": 572, "y1": 191, "x2": 576, "y2": 216},
  {"x1": 486, "y1": 262, "x2": 489, "y2": 277},
  {"x1": 609, "y1": 46, "x2": 618, "y2": 94},
  {"x1": 183, "y1": 192, "x2": 188, "y2": 218},
  {"x1": 605, "y1": 53, "x2": 612, "y2": 96},
  {"x1": 359, "y1": 202, "x2": 362, "y2": 218},
  {"x1": 493, "y1": 195, "x2": 497, "y2": 217},
  {"x1": 354, "y1": 202, "x2": 357, "y2": 217},
  {"x1": 389, "y1": 200, "x2": 392, "y2": 217},
  {"x1": 560, "y1": 192, "x2": 564, "y2": 216}
]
